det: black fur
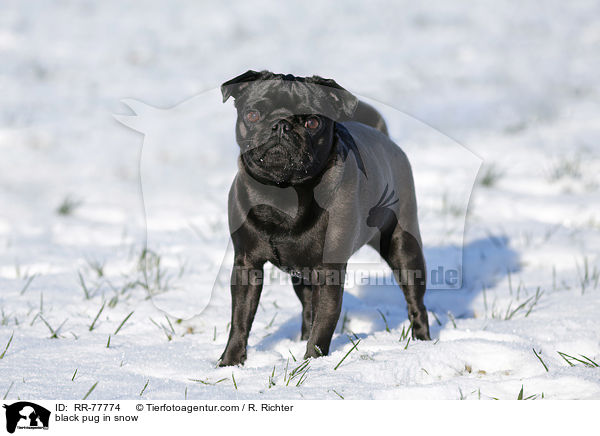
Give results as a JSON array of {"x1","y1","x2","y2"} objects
[{"x1": 219, "y1": 70, "x2": 430, "y2": 366}]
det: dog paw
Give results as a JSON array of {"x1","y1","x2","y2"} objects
[
  {"x1": 303, "y1": 344, "x2": 326, "y2": 360},
  {"x1": 218, "y1": 348, "x2": 247, "y2": 367},
  {"x1": 412, "y1": 327, "x2": 431, "y2": 341},
  {"x1": 218, "y1": 356, "x2": 245, "y2": 367}
]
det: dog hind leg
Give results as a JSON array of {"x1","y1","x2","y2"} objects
[{"x1": 380, "y1": 227, "x2": 431, "y2": 340}]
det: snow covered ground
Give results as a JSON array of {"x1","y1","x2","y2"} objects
[{"x1": 1, "y1": 0, "x2": 599, "y2": 400}]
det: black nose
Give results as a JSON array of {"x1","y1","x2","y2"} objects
[{"x1": 272, "y1": 119, "x2": 292, "y2": 135}]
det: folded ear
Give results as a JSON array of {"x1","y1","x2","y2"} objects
[
  {"x1": 221, "y1": 70, "x2": 262, "y2": 103},
  {"x1": 309, "y1": 76, "x2": 359, "y2": 119}
]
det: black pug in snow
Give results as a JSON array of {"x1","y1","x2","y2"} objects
[{"x1": 219, "y1": 70, "x2": 430, "y2": 366}]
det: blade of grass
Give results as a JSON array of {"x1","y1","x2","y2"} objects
[
  {"x1": 376, "y1": 309, "x2": 390, "y2": 332},
  {"x1": 557, "y1": 351, "x2": 575, "y2": 367},
  {"x1": 164, "y1": 315, "x2": 175, "y2": 335},
  {"x1": 266, "y1": 312, "x2": 278, "y2": 329},
  {"x1": 189, "y1": 378, "x2": 228, "y2": 385},
  {"x1": 78, "y1": 271, "x2": 92, "y2": 299},
  {"x1": 149, "y1": 317, "x2": 172, "y2": 341},
  {"x1": 139, "y1": 379, "x2": 149, "y2": 396},
  {"x1": 29, "y1": 312, "x2": 39, "y2": 327},
  {"x1": 89, "y1": 301, "x2": 106, "y2": 331},
  {"x1": 399, "y1": 322, "x2": 413, "y2": 342},
  {"x1": 334, "y1": 339, "x2": 361, "y2": 370},
  {"x1": 82, "y1": 381, "x2": 98, "y2": 400},
  {"x1": 332, "y1": 389, "x2": 344, "y2": 399},
  {"x1": 296, "y1": 366, "x2": 310, "y2": 386},
  {"x1": 340, "y1": 311, "x2": 349, "y2": 333},
  {"x1": 504, "y1": 301, "x2": 513, "y2": 320},
  {"x1": 525, "y1": 287, "x2": 544, "y2": 317},
  {"x1": 347, "y1": 335, "x2": 357, "y2": 347},
  {"x1": 0, "y1": 332, "x2": 14, "y2": 359},
  {"x1": 506, "y1": 295, "x2": 535, "y2": 320},
  {"x1": 286, "y1": 359, "x2": 310, "y2": 386},
  {"x1": 20, "y1": 274, "x2": 37, "y2": 295},
  {"x1": 3, "y1": 381, "x2": 14, "y2": 400},
  {"x1": 39, "y1": 315, "x2": 67, "y2": 339},
  {"x1": 114, "y1": 311, "x2": 134, "y2": 335},
  {"x1": 268, "y1": 366, "x2": 276, "y2": 389},
  {"x1": 532, "y1": 348, "x2": 549, "y2": 372},
  {"x1": 558, "y1": 351, "x2": 599, "y2": 368},
  {"x1": 578, "y1": 354, "x2": 600, "y2": 368},
  {"x1": 447, "y1": 311, "x2": 457, "y2": 328}
]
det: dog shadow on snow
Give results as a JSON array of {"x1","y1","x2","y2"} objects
[{"x1": 255, "y1": 235, "x2": 520, "y2": 355}]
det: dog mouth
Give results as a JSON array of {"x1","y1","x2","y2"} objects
[
  {"x1": 244, "y1": 136, "x2": 299, "y2": 165},
  {"x1": 241, "y1": 139, "x2": 319, "y2": 184},
  {"x1": 255, "y1": 141, "x2": 289, "y2": 162}
]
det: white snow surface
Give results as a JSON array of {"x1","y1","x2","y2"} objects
[{"x1": 1, "y1": 0, "x2": 599, "y2": 400}]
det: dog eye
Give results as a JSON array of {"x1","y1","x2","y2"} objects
[
  {"x1": 245, "y1": 111, "x2": 260, "y2": 123},
  {"x1": 305, "y1": 117, "x2": 320, "y2": 129}
]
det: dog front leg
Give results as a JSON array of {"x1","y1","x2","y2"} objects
[
  {"x1": 219, "y1": 260, "x2": 264, "y2": 366},
  {"x1": 303, "y1": 266, "x2": 345, "y2": 359}
]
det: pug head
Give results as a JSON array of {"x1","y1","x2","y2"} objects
[{"x1": 221, "y1": 70, "x2": 358, "y2": 186}]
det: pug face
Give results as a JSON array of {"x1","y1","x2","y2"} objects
[{"x1": 221, "y1": 70, "x2": 358, "y2": 186}]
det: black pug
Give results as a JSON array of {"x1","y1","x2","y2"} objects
[{"x1": 219, "y1": 70, "x2": 430, "y2": 366}]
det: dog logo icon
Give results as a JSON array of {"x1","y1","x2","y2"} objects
[{"x1": 3, "y1": 402, "x2": 50, "y2": 433}]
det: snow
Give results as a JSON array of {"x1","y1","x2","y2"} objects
[{"x1": 1, "y1": 0, "x2": 599, "y2": 400}]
